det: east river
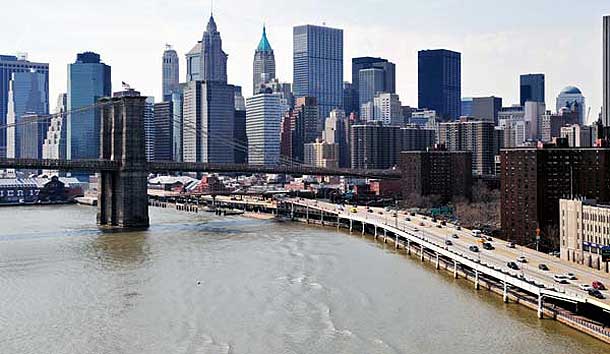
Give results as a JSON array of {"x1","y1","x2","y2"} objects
[{"x1": 1, "y1": 205, "x2": 608, "y2": 353}]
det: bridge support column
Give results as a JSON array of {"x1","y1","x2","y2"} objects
[
  {"x1": 321, "y1": 211, "x2": 324, "y2": 226},
  {"x1": 374, "y1": 226, "x2": 377, "y2": 240},
  {"x1": 306, "y1": 206, "x2": 309, "y2": 224},
  {"x1": 537, "y1": 295, "x2": 543, "y2": 319},
  {"x1": 453, "y1": 260, "x2": 458, "y2": 279},
  {"x1": 474, "y1": 270, "x2": 480, "y2": 290},
  {"x1": 503, "y1": 281, "x2": 509, "y2": 303},
  {"x1": 350, "y1": 219, "x2": 353, "y2": 233},
  {"x1": 420, "y1": 244, "x2": 425, "y2": 261},
  {"x1": 337, "y1": 215, "x2": 340, "y2": 230},
  {"x1": 395, "y1": 234, "x2": 399, "y2": 249},
  {"x1": 435, "y1": 253, "x2": 440, "y2": 270},
  {"x1": 291, "y1": 203, "x2": 295, "y2": 220},
  {"x1": 362, "y1": 222, "x2": 365, "y2": 236},
  {"x1": 407, "y1": 240, "x2": 411, "y2": 255},
  {"x1": 97, "y1": 96, "x2": 149, "y2": 229},
  {"x1": 383, "y1": 228, "x2": 387, "y2": 243}
]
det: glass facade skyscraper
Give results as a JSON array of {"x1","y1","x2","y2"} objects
[
  {"x1": 67, "y1": 52, "x2": 111, "y2": 160},
  {"x1": 162, "y1": 45, "x2": 179, "y2": 101},
  {"x1": 6, "y1": 70, "x2": 49, "y2": 158},
  {"x1": 293, "y1": 24, "x2": 343, "y2": 124},
  {"x1": 520, "y1": 73, "x2": 545, "y2": 106},
  {"x1": 418, "y1": 49, "x2": 461, "y2": 121},
  {"x1": 351, "y1": 57, "x2": 395, "y2": 115},
  {"x1": 0, "y1": 54, "x2": 49, "y2": 157}
]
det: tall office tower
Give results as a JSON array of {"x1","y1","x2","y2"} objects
[
  {"x1": 43, "y1": 94, "x2": 68, "y2": 161},
  {"x1": 294, "y1": 96, "x2": 320, "y2": 144},
  {"x1": 350, "y1": 124, "x2": 402, "y2": 169},
  {"x1": 373, "y1": 92, "x2": 403, "y2": 126},
  {"x1": 343, "y1": 82, "x2": 357, "y2": 115},
  {"x1": 5, "y1": 70, "x2": 49, "y2": 158},
  {"x1": 144, "y1": 97, "x2": 155, "y2": 161},
  {"x1": 498, "y1": 106, "x2": 528, "y2": 147},
  {"x1": 438, "y1": 119, "x2": 495, "y2": 176},
  {"x1": 162, "y1": 45, "x2": 180, "y2": 101},
  {"x1": 293, "y1": 24, "x2": 343, "y2": 122},
  {"x1": 152, "y1": 101, "x2": 174, "y2": 161},
  {"x1": 0, "y1": 54, "x2": 48, "y2": 157},
  {"x1": 501, "y1": 147, "x2": 610, "y2": 246},
  {"x1": 253, "y1": 26, "x2": 276, "y2": 94},
  {"x1": 280, "y1": 111, "x2": 294, "y2": 159},
  {"x1": 418, "y1": 49, "x2": 461, "y2": 121},
  {"x1": 186, "y1": 15, "x2": 228, "y2": 83},
  {"x1": 359, "y1": 68, "x2": 385, "y2": 111},
  {"x1": 472, "y1": 96, "x2": 502, "y2": 124},
  {"x1": 520, "y1": 73, "x2": 545, "y2": 106},
  {"x1": 602, "y1": 15, "x2": 610, "y2": 127},
  {"x1": 351, "y1": 57, "x2": 396, "y2": 114},
  {"x1": 524, "y1": 101, "x2": 546, "y2": 140},
  {"x1": 171, "y1": 84, "x2": 185, "y2": 162},
  {"x1": 323, "y1": 109, "x2": 349, "y2": 168},
  {"x1": 246, "y1": 92, "x2": 282, "y2": 165},
  {"x1": 182, "y1": 80, "x2": 235, "y2": 163},
  {"x1": 234, "y1": 86, "x2": 247, "y2": 163},
  {"x1": 541, "y1": 107, "x2": 580, "y2": 142},
  {"x1": 67, "y1": 52, "x2": 111, "y2": 160},
  {"x1": 461, "y1": 97, "x2": 473, "y2": 117},
  {"x1": 556, "y1": 86, "x2": 586, "y2": 125}
]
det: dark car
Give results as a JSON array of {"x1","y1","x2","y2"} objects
[
  {"x1": 436, "y1": 225, "x2": 443, "y2": 229},
  {"x1": 367, "y1": 209, "x2": 373, "y2": 213},
  {"x1": 456, "y1": 226, "x2": 462, "y2": 231},
  {"x1": 410, "y1": 212, "x2": 416, "y2": 217},
  {"x1": 538, "y1": 264, "x2": 550, "y2": 271},
  {"x1": 440, "y1": 221, "x2": 447, "y2": 226},
  {"x1": 593, "y1": 281, "x2": 606, "y2": 290},
  {"x1": 445, "y1": 240, "x2": 453, "y2": 246},
  {"x1": 405, "y1": 217, "x2": 411, "y2": 221},
  {"x1": 507, "y1": 262, "x2": 520, "y2": 270},
  {"x1": 588, "y1": 289, "x2": 606, "y2": 299},
  {"x1": 482, "y1": 242, "x2": 495, "y2": 250},
  {"x1": 469, "y1": 245, "x2": 480, "y2": 253},
  {"x1": 452, "y1": 234, "x2": 459, "y2": 239}
]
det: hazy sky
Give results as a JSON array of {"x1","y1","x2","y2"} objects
[{"x1": 3, "y1": 0, "x2": 609, "y2": 121}]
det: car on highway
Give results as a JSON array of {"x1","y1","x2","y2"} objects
[
  {"x1": 588, "y1": 289, "x2": 606, "y2": 299},
  {"x1": 378, "y1": 211, "x2": 383, "y2": 215},
  {"x1": 436, "y1": 225, "x2": 443, "y2": 229},
  {"x1": 553, "y1": 274, "x2": 570, "y2": 284},
  {"x1": 445, "y1": 240, "x2": 453, "y2": 246},
  {"x1": 579, "y1": 284, "x2": 594, "y2": 292},
  {"x1": 350, "y1": 208, "x2": 358, "y2": 213},
  {"x1": 469, "y1": 245, "x2": 480, "y2": 253},
  {"x1": 367, "y1": 209, "x2": 373, "y2": 213},
  {"x1": 565, "y1": 273, "x2": 577, "y2": 280},
  {"x1": 507, "y1": 241, "x2": 516, "y2": 249},
  {"x1": 412, "y1": 228, "x2": 419, "y2": 232},
  {"x1": 516, "y1": 256, "x2": 528, "y2": 263},
  {"x1": 482, "y1": 242, "x2": 495, "y2": 250},
  {"x1": 538, "y1": 264, "x2": 549, "y2": 271},
  {"x1": 440, "y1": 221, "x2": 447, "y2": 226},
  {"x1": 456, "y1": 226, "x2": 462, "y2": 230},
  {"x1": 451, "y1": 234, "x2": 459, "y2": 239},
  {"x1": 592, "y1": 281, "x2": 606, "y2": 290},
  {"x1": 507, "y1": 262, "x2": 520, "y2": 270},
  {"x1": 405, "y1": 217, "x2": 411, "y2": 221},
  {"x1": 419, "y1": 222, "x2": 425, "y2": 227},
  {"x1": 472, "y1": 229, "x2": 482, "y2": 238}
]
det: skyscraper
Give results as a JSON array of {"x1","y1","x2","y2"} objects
[
  {"x1": 186, "y1": 15, "x2": 228, "y2": 83},
  {"x1": 162, "y1": 45, "x2": 180, "y2": 101},
  {"x1": 246, "y1": 92, "x2": 282, "y2": 165},
  {"x1": 152, "y1": 101, "x2": 174, "y2": 161},
  {"x1": 520, "y1": 73, "x2": 545, "y2": 106},
  {"x1": 5, "y1": 70, "x2": 49, "y2": 158},
  {"x1": 472, "y1": 96, "x2": 502, "y2": 124},
  {"x1": 418, "y1": 49, "x2": 461, "y2": 121},
  {"x1": 253, "y1": 26, "x2": 276, "y2": 94},
  {"x1": 43, "y1": 94, "x2": 68, "y2": 162},
  {"x1": 67, "y1": 52, "x2": 111, "y2": 160},
  {"x1": 373, "y1": 92, "x2": 403, "y2": 126},
  {"x1": 556, "y1": 86, "x2": 586, "y2": 125},
  {"x1": 438, "y1": 119, "x2": 495, "y2": 176},
  {"x1": 358, "y1": 68, "x2": 385, "y2": 111},
  {"x1": 293, "y1": 24, "x2": 343, "y2": 123},
  {"x1": 323, "y1": 109, "x2": 349, "y2": 168},
  {"x1": 351, "y1": 57, "x2": 396, "y2": 114},
  {"x1": 0, "y1": 54, "x2": 49, "y2": 157},
  {"x1": 182, "y1": 80, "x2": 235, "y2": 163},
  {"x1": 602, "y1": 15, "x2": 610, "y2": 127}
]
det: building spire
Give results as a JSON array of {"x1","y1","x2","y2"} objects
[{"x1": 257, "y1": 24, "x2": 272, "y2": 52}]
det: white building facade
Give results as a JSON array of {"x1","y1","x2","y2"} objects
[{"x1": 246, "y1": 93, "x2": 282, "y2": 165}]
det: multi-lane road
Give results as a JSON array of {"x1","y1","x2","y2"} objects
[{"x1": 294, "y1": 199, "x2": 610, "y2": 308}]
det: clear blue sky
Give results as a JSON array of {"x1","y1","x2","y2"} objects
[{"x1": 3, "y1": 0, "x2": 609, "y2": 121}]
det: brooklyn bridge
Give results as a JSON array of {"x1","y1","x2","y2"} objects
[{"x1": 0, "y1": 95, "x2": 400, "y2": 229}]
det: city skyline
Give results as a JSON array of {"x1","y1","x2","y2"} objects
[{"x1": 2, "y1": 1, "x2": 610, "y2": 120}]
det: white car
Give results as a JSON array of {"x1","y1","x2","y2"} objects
[
  {"x1": 516, "y1": 256, "x2": 528, "y2": 263},
  {"x1": 554, "y1": 274, "x2": 570, "y2": 284},
  {"x1": 564, "y1": 273, "x2": 578, "y2": 280},
  {"x1": 579, "y1": 284, "x2": 594, "y2": 292}
]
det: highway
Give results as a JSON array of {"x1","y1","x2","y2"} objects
[{"x1": 293, "y1": 199, "x2": 610, "y2": 309}]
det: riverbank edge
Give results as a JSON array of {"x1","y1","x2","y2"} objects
[{"x1": 286, "y1": 217, "x2": 610, "y2": 345}]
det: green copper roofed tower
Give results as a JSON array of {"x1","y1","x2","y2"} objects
[{"x1": 253, "y1": 25, "x2": 276, "y2": 94}]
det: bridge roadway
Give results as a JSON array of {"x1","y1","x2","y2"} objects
[
  {"x1": 281, "y1": 198, "x2": 610, "y2": 316},
  {"x1": 0, "y1": 158, "x2": 401, "y2": 179}
]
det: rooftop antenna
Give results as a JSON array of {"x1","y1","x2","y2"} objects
[{"x1": 211, "y1": 0, "x2": 214, "y2": 16}]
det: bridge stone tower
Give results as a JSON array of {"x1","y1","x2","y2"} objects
[{"x1": 97, "y1": 96, "x2": 150, "y2": 229}]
